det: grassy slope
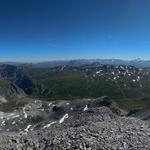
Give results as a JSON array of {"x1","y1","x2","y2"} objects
[
  {"x1": 115, "y1": 98, "x2": 150, "y2": 112},
  {"x1": 20, "y1": 66, "x2": 150, "y2": 101}
]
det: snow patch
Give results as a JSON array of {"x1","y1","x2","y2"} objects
[
  {"x1": 23, "y1": 108, "x2": 28, "y2": 119},
  {"x1": 12, "y1": 121, "x2": 16, "y2": 125},
  {"x1": 24, "y1": 125, "x2": 32, "y2": 132},
  {"x1": 48, "y1": 103, "x2": 52, "y2": 107},
  {"x1": 96, "y1": 70, "x2": 102, "y2": 74},
  {"x1": 113, "y1": 77, "x2": 117, "y2": 80},
  {"x1": 1, "y1": 121, "x2": 5, "y2": 126},
  {"x1": 11, "y1": 115, "x2": 20, "y2": 119},
  {"x1": 137, "y1": 76, "x2": 140, "y2": 82},
  {"x1": 83, "y1": 105, "x2": 88, "y2": 111},
  {"x1": 59, "y1": 114, "x2": 68, "y2": 124},
  {"x1": 42, "y1": 121, "x2": 57, "y2": 129}
]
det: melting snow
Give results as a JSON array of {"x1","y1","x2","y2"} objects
[
  {"x1": 59, "y1": 114, "x2": 68, "y2": 124},
  {"x1": 12, "y1": 121, "x2": 16, "y2": 125},
  {"x1": 24, "y1": 125, "x2": 32, "y2": 132},
  {"x1": 120, "y1": 66, "x2": 125, "y2": 70},
  {"x1": 1, "y1": 121, "x2": 5, "y2": 126},
  {"x1": 48, "y1": 103, "x2": 52, "y2": 106},
  {"x1": 23, "y1": 108, "x2": 28, "y2": 119},
  {"x1": 11, "y1": 115, "x2": 20, "y2": 119},
  {"x1": 113, "y1": 77, "x2": 117, "y2": 80},
  {"x1": 83, "y1": 105, "x2": 88, "y2": 111},
  {"x1": 137, "y1": 76, "x2": 140, "y2": 82},
  {"x1": 96, "y1": 70, "x2": 101, "y2": 74},
  {"x1": 42, "y1": 121, "x2": 57, "y2": 129},
  {"x1": 112, "y1": 71, "x2": 115, "y2": 75},
  {"x1": 41, "y1": 108, "x2": 45, "y2": 111}
]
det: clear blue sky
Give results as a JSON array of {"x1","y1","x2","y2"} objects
[{"x1": 0, "y1": 0, "x2": 150, "y2": 62}]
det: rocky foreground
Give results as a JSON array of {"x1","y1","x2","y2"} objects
[{"x1": 0, "y1": 97, "x2": 150, "y2": 150}]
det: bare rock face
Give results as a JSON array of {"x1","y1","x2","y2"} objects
[
  {"x1": 0, "y1": 82, "x2": 26, "y2": 100},
  {"x1": 0, "y1": 64, "x2": 33, "y2": 95},
  {"x1": 0, "y1": 96, "x2": 7, "y2": 104},
  {"x1": 0, "y1": 97, "x2": 149, "y2": 149}
]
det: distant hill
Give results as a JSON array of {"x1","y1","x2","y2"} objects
[{"x1": 2, "y1": 58, "x2": 150, "y2": 68}]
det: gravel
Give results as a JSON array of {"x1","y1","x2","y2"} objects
[{"x1": 0, "y1": 97, "x2": 149, "y2": 150}]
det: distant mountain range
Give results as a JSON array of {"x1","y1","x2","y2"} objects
[{"x1": 2, "y1": 58, "x2": 150, "y2": 68}]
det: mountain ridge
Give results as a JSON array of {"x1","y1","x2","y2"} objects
[{"x1": 2, "y1": 58, "x2": 150, "y2": 68}]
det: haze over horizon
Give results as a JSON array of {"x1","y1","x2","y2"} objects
[{"x1": 0, "y1": 0, "x2": 150, "y2": 62}]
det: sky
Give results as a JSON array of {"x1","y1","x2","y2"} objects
[{"x1": 0, "y1": 0, "x2": 150, "y2": 62}]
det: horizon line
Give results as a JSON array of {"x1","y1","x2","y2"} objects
[{"x1": 0, "y1": 58, "x2": 148, "y2": 63}]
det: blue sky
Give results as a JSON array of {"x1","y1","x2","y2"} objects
[{"x1": 0, "y1": 0, "x2": 150, "y2": 62}]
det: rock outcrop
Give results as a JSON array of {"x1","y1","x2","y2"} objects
[{"x1": 0, "y1": 97, "x2": 149, "y2": 150}]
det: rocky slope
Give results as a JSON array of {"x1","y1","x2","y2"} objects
[
  {"x1": 0, "y1": 97, "x2": 149, "y2": 149},
  {"x1": 0, "y1": 64, "x2": 33, "y2": 94},
  {"x1": 0, "y1": 80, "x2": 25, "y2": 103}
]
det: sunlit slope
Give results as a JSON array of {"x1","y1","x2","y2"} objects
[{"x1": 21, "y1": 64, "x2": 150, "y2": 100}]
